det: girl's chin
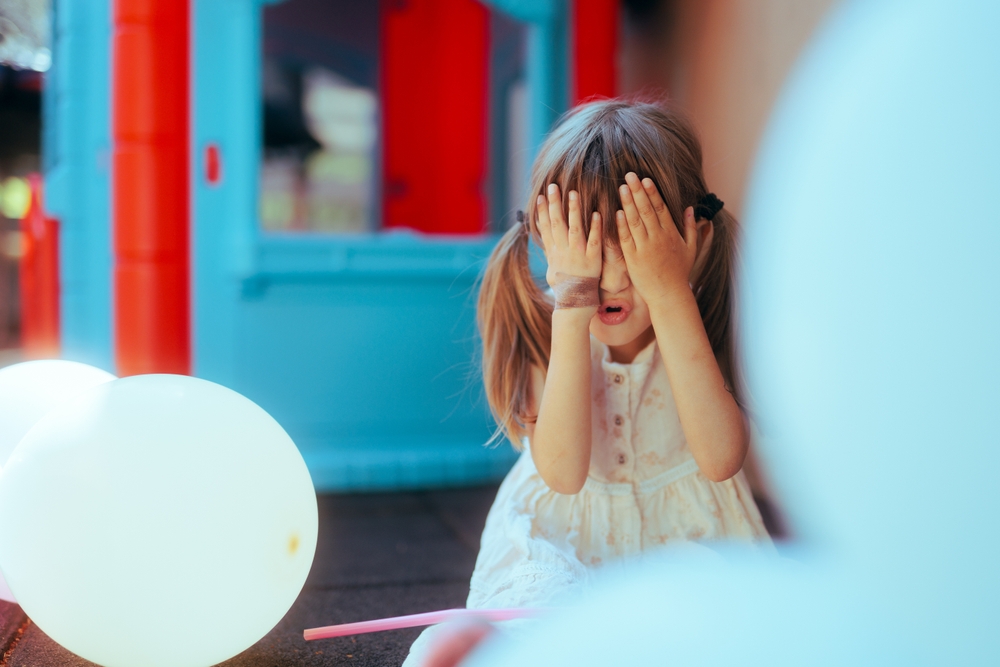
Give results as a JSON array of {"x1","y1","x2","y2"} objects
[{"x1": 590, "y1": 320, "x2": 648, "y2": 347}]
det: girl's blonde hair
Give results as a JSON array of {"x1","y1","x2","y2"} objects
[{"x1": 479, "y1": 100, "x2": 742, "y2": 448}]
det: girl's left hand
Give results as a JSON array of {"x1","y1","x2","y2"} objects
[{"x1": 615, "y1": 172, "x2": 700, "y2": 304}]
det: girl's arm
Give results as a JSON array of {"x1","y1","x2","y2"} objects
[
  {"x1": 529, "y1": 184, "x2": 602, "y2": 495},
  {"x1": 616, "y1": 173, "x2": 748, "y2": 482}
]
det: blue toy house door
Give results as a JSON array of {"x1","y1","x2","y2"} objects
[{"x1": 191, "y1": 0, "x2": 517, "y2": 491}]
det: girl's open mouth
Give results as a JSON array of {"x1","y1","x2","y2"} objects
[{"x1": 598, "y1": 301, "x2": 630, "y2": 326}]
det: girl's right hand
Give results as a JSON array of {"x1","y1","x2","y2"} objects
[
  {"x1": 535, "y1": 183, "x2": 603, "y2": 311},
  {"x1": 531, "y1": 183, "x2": 600, "y2": 494}
]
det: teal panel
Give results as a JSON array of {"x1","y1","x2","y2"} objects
[
  {"x1": 192, "y1": 0, "x2": 259, "y2": 386},
  {"x1": 485, "y1": 0, "x2": 569, "y2": 155},
  {"x1": 193, "y1": 0, "x2": 519, "y2": 491},
  {"x1": 45, "y1": 0, "x2": 114, "y2": 372}
]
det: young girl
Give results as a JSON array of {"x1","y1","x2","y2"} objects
[{"x1": 405, "y1": 99, "x2": 770, "y2": 666}]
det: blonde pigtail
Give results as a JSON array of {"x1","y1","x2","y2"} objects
[
  {"x1": 478, "y1": 220, "x2": 553, "y2": 448},
  {"x1": 693, "y1": 206, "x2": 743, "y2": 407}
]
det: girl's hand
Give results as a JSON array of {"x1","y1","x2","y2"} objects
[
  {"x1": 617, "y1": 172, "x2": 747, "y2": 482},
  {"x1": 615, "y1": 172, "x2": 702, "y2": 304},
  {"x1": 532, "y1": 183, "x2": 601, "y2": 494},
  {"x1": 536, "y1": 183, "x2": 603, "y2": 311}
]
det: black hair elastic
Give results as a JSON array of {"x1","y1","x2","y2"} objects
[
  {"x1": 694, "y1": 193, "x2": 724, "y2": 221},
  {"x1": 515, "y1": 209, "x2": 526, "y2": 223}
]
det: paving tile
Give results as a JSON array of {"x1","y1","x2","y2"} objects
[
  {"x1": 4, "y1": 619, "x2": 96, "y2": 667},
  {"x1": 223, "y1": 581, "x2": 472, "y2": 667},
  {"x1": 423, "y1": 486, "x2": 499, "y2": 554},
  {"x1": 5, "y1": 581, "x2": 470, "y2": 667},
  {"x1": 307, "y1": 492, "x2": 480, "y2": 589},
  {"x1": 0, "y1": 600, "x2": 28, "y2": 659}
]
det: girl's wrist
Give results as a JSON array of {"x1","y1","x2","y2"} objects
[
  {"x1": 552, "y1": 307, "x2": 597, "y2": 328},
  {"x1": 646, "y1": 283, "x2": 697, "y2": 319},
  {"x1": 549, "y1": 274, "x2": 600, "y2": 310}
]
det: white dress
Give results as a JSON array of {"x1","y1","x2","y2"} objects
[{"x1": 403, "y1": 337, "x2": 771, "y2": 665}]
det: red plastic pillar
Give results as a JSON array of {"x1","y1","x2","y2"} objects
[
  {"x1": 381, "y1": 0, "x2": 489, "y2": 234},
  {"x1": 571, "y1": 0, "x2": 619, "y2": 104},
  {"x1": 112, "y1": 0, "x2": 190, "y2": 375},
  {"x1": 19, "y1": 174, "x2": 61, "y2": 359}
]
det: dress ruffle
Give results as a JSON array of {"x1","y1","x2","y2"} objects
[{"x1": 468, "y1": 449, "x2": 770, "y2": 609}]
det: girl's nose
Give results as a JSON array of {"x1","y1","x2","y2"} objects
[{"x1": 600, "y1": 260, "x2": 631, "y2": 294}]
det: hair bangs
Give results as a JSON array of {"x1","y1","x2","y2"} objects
[{"x1": 528, "y1": 105, "x2": 690, "y2": 250}]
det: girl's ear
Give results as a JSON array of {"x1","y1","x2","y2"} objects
[{"x1": 689, "y1": 220, "x2": 715, "y2": 285}]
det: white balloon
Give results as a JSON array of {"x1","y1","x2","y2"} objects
[
  {"x1": 0, "y1": 462, "x2": 10, "y2": 603},
  {"x1": 0, "y1": 360, "x2": 116, "y2": 467},
  {"x1": 0, "y1": 359, "x2": 116, "y2": 603},
  {"x1": 0, "y1": 374, "x2": 318, "y2": 667}
]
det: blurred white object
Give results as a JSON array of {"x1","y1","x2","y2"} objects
[
  {"x1": 302, "y1": 68, "x2": 377, "y2": 232},
  {"x1": 0, "y1": 360, "x2": 116, "y2": 603},
  {"x1": 0, "y1": 374, "x2": 318, "y2": 667},
  {"x1": 0, "y1": 360, "x2": 116, "y2": 467},
  {"x1": 0, "y1": 0, "x2": 51, "y2": 72},
  {"x1": 0, "y1": 463, "x2": 9, "y2": 603},
  {"x1": 464, "y1": 551, "x2": 871, "y2": 667},
  {"x1": 302, "y1": 68, "x2": 377, "y2": 153},
  {"x1": 742, "y1": 0, "x2": 1000, "y2": 592},
  {"x1": 464, "y1": 0, "x2": 1000, "y2": 664}
]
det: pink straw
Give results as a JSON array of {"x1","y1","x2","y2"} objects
[{"x1": 304, "y1": 607, "x2": 546, "y2": 641}]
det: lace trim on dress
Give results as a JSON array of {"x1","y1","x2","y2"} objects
[
  {"x1": 582, "y1": 476, "x2": 634, "y2": 496},
  {"x1": 582, "y1": 457, "x2": 701, "y2": 496},
  {"x1": 637, "y1": 458, "x2": 701, "y2": 494}
]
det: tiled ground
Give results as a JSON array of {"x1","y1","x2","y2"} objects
[{"x1": 0, "y1": 485, "x2": 500, "y2": 667}]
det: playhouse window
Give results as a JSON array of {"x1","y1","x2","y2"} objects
[
  {"x1": 260, "y1": 0, "x2": 380, "y2": 233},
  {"x1": 259, "y1": 0, "x2": 527, "y2": 235}
]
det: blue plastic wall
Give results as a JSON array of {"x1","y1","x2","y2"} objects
[
  {"x1": 47, "y1": 0, "x2": 570, "y2": 492},
  {"x1": 192, "y1": 0, "x2": 530, "y2": 491},
  {"x1": 45, "y1": 0, "x2": 114, "y2": 373},
  {"x1": 485, "y1": 0, "x2": 568, "y2": 156}
]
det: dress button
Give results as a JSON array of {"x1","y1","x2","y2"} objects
[
  {"x1": 617, "y1": 453, "x2": 626, "y2": 465},
  {"x1": 614, "y1": 415, "x2": 623, "y2": 426},
  {"x1": 613, "y1": 374, "x2": 623, "y2": 384}
]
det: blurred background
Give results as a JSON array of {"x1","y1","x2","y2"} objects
[
  {"x1": 0, "y1": 0, "x2": 835, "y2": 500},
  {"x1": 0, "y1": 0, "x2": 47, "y2": 365}
]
